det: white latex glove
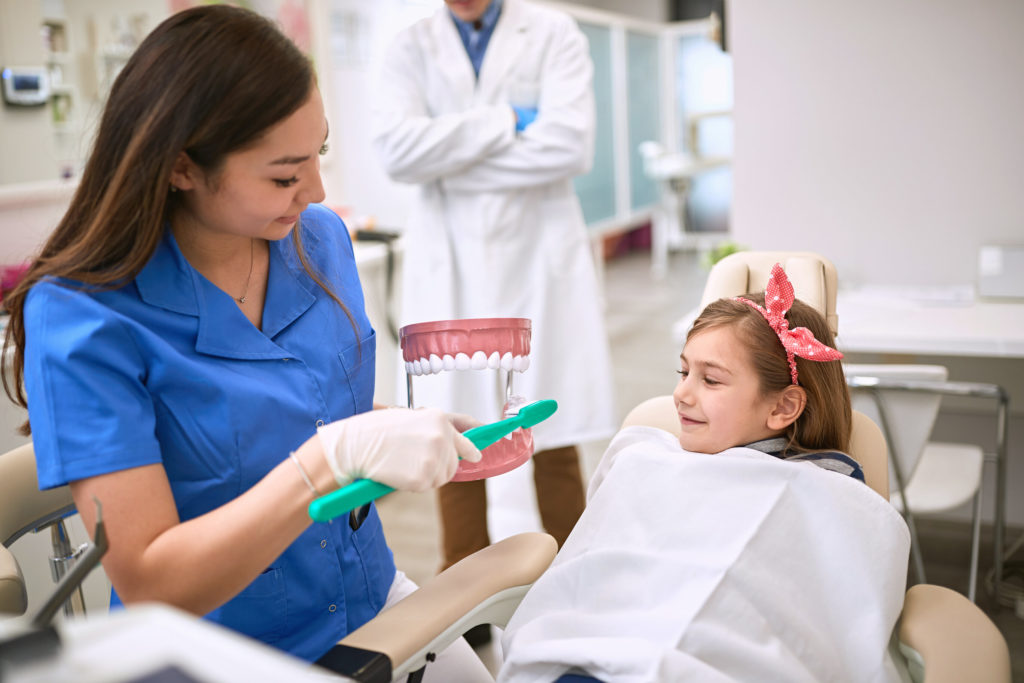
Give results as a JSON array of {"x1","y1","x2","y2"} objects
[
  {"x1": 447, "y1": 411, "x2": 484, "y2": 433},
  {"x1": 317, "y1": 407, "x2": 482, "y2": 491}
]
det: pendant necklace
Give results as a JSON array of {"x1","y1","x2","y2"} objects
[{"x1": 237, "y1": 238, "x2": 254, "y2": 304}]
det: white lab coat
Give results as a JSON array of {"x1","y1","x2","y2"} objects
[{"x1": 372, "y1": 0, "x2": 616, "y2": 451}]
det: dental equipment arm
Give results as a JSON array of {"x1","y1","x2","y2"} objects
[
  {"x1": 0, "y1": 498, "x2": 108, "y2": 672},
  {"x1": 31, "y1": 497, "x2": 108, "y2": 629}
]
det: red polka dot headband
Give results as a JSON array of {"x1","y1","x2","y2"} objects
[{"x1": 733, "y1": 263, "x2": 844, "y2": 385}]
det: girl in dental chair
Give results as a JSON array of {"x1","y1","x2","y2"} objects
[{"x1": 499, "y1": 264, "x2": 911, "y2": 683}]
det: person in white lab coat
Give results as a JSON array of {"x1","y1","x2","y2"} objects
[{"x1": 372, "y1": 0, "x2": 617, "y2": 634}]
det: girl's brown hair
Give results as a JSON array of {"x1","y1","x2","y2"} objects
[
  {"x1": 687, "y1": 293, "x2": 852, "y2": 453},
  {"x1": 2, "y1": 5, "x2": 351, "y2": 433}
]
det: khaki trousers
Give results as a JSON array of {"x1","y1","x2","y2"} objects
[{"x1": 437, "y1": 445, "x2": 586, "y2": 571}]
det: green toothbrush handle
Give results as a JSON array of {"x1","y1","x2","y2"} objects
[
  {"x1": 308, "y1": 479, "x2": 393, "y2": 523},
  {"x1": 306, "y1": 421, "x2": 516, "y2": 523}
]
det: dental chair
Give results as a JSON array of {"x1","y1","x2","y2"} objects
[
  {"x1": 0, "y1": 442, "x2": 79, "y2": 619},
  {"x1": 622, "y1": 250, "x2": 1008, "y2": 683},
  {"x1": 0, "y1": 440, "x2": 557, "y2": 682}
]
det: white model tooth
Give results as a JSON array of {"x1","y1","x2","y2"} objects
[
  {"x1": 455, "y1": 353, "x2": 471, "y2": 370},
  {"x1": 443, "y1": 354, "x2": 455, "y2": 371},
  {"x1": 471, "y1": 351, "x2": 488, "y2": 370},
  {"x1": 412, "y1": 359, "x2": 421, "y2": 375},
  {"x1": 512, "y1": 355, "x2": 524, "y2": 371},
  {"x1": 487, "y1": 351, "x2": 500, "y2": 369},
  {"x1": 520, "y1": 356, "x2": 530, "y2": 372},
  {"x1": 405, "y1": 361, "x2": 414, "y2": 375},
  {"x1": 500, "y1": 352, "x2": 513, "y2": 371},
  {"x1": 429, "y1": 354, "x2": 443, "y2": 374}
]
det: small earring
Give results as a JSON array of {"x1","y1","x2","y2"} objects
[{"x1": 169, "y1": 185, "x2": 179, "y2": 193}]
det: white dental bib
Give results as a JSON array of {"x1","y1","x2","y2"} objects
[{"x1": 499, "y1": 426, "x2": 910, "y2": 683}]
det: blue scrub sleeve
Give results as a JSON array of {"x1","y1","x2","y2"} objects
[{"x1": 24, "y1": 281, "x2": 162, "y2": 490}]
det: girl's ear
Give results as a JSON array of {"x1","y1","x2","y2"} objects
[
  {"x1": 767, "y1": 385, "x2": 806, "y2": 431},
  {"x1": 169, "y1": 152, "x2": 200, "y2": 192}
]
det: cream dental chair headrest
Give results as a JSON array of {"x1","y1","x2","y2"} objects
[{"x1": 699, "y1": 251, "x2": 839, "y2": 337}]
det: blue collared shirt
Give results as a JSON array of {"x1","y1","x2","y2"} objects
[
  {"x1": 450, "y1": 0, "x2": 503, "y2": 77},
  {"x1": 24, "y1": 204, "x2": 395, "y2": 662}
]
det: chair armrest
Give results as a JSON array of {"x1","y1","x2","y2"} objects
[
  {"x1": 898, "y1": 584, "x2": 1010, "y2": 683},
  {"x1": 0, "y1": 545, "x2": 28, "y2": 616},
  {"x1": 341, "y1": 532, "x2": 557, "y2": 680},
  {"x1": 0, "y1": 443, "x2": 75, "y2": 546}
]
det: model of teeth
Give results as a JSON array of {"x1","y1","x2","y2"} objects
[
  {"x1": 399, "y1": 317, "x2": 535, "y2": 482},
  {"x1": 399, "y1": 317, "x2": 531, "y2": 377}
]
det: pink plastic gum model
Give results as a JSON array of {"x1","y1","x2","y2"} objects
[{"x1": 399, "y1": 318, "x2": 533, "y2": 482}]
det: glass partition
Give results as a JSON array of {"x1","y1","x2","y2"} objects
[
  {"x1": 573, "y1": 22, "x2": 617, "y2": 226},
  {"x1": 626, "y1": 30, "x2": 660, "y2": 212}
]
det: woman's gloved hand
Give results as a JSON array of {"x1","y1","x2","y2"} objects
[
  {"x1": 446, "y1": 411, "x2": 484, "y2": 433},
  {"x1": 317, "y1": 407, "x2": 482, "y2": 491}
]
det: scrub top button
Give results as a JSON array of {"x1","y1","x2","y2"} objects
[
  {"x1": 315, "y1": 419, "x2": 325, "y2": 427},
  {"x1": 328, "y1": 604, "x2": 337, "y2": 613},
  {"x1": 320, "y1": 539, "x2": 327, "y2": 548}
]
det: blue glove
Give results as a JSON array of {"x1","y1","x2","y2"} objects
[{"x1": 512, "y1": 106, "x2": 538, "y2": 132}]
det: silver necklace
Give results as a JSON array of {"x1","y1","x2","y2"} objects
[{"x1": 237, "y1": 238, "x2": 254, "y2": 304}]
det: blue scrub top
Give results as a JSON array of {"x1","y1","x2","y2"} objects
[{"x1": 23, "y1": 204, "x2": 396, "y2": 661}]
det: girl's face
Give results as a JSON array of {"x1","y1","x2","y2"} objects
[
  {"x1": 673, "y1": 325, "x2": 784, "y2": 454},
  {"x1": 175, "y1": 87, "x2": 328, "y2": 242}
]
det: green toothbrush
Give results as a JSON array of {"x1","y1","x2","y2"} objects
[{"x1": 307, "y1": 399, "x2": 558, "y2": 522}]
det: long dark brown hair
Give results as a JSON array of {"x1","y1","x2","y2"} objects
[
  {"x1": 2, "y1": 5, "x2": 351, "y2": 433},
  {"x1": 688, "y1": 293, "x2": 852, "y2": 453}
]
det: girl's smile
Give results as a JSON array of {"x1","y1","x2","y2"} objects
[{"x1": 673, "y1": 325, "x2": 783, "y2": 454}]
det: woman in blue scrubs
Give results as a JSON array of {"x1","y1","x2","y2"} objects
[{"x1": 1, "y1": 6, "x2": 492, "y2": 679}]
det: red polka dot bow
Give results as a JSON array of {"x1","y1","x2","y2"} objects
[{"x1": 734, "y1": 263, "x2": 844, "y2": 385}]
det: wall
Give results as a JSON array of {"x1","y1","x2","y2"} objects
[
  {"x1": 571, "y1": 0, "x2": 667, "y2": 22},
  {"x1": 0, "y1": 0, "x2": 58, "y2": 185},
  {"x1": 729, "y1": 0, "x2": 1024, "y2": 288},
  {"x1": 729, "y1": 0, "x2": 1024, "y2": 528}
]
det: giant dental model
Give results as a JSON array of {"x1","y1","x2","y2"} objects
[{"x1": 399, "y1": 318, "x2": 534, "y2": 481}]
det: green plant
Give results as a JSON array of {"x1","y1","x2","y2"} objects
[{"x1": 701, "y1": 240, "x2": 747, "y2": 269}]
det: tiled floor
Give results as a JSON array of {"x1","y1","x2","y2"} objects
[{"x1": 376, "y1": 247, "x2": 1024, "y2": 679}]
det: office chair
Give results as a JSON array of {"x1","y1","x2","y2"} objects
[{"x1": 843, "y1": 364, "x2": 1006, "y2": 604}]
